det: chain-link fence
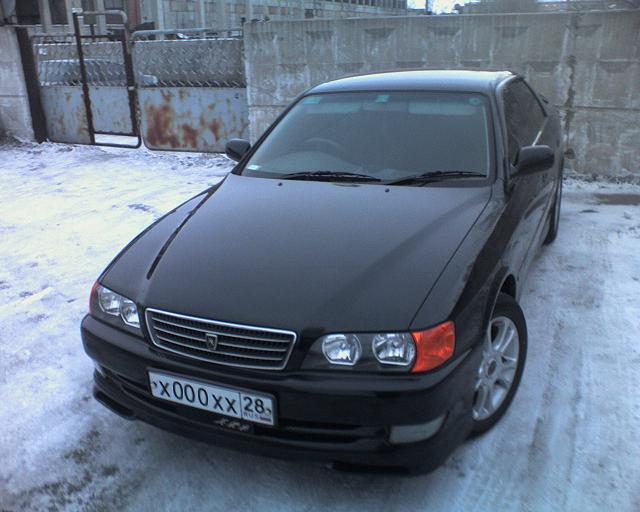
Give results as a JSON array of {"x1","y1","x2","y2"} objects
[
  {"x1": 132, "y1": 30, "x2": 245, "y2": 88},
  {"x1": 34, "y1": 37, "x2": 159, "y2": 87}
]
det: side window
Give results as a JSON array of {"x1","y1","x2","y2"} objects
[{"x1": 502, "y1": 80, "x2": 546, "y2": 165}]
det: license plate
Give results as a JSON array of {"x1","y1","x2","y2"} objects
[{"x1": 148, "y1": 370, "x2": 276, "y2": 426}]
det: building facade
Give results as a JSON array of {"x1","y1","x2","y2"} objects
[
  {"x1": 1, "y1": 0, "x2": 407, "y2": 31},
  {"x1": 138, "y1": 0, "x2": 408, "y2": 31}
]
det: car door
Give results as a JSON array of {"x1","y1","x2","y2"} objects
[
  {"x1": 515, "y1": 80, "x2": 557, "y2": 246},
  {"x1": 501, "y1": 78, "x2": 552, "y2": 280}
]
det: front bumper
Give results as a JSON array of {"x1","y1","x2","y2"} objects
[{"x1": 81, "y1": 314, "x2": 480, "y2": 470}]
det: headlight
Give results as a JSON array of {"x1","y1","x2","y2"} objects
[
  {"x1": 321, "y1": 334, "x2": 362, "y2": 366},
  {"x1": 97, "y1": 286, "x2": 121, "y2": 315},
  {"x1": 372, "y1": 333, "x2": 415, "y2": 366},
  {"x1": 90, "y1": 282, "x2": 141, "y2": 333},
  {"x1": 302, "y1": 321, "x2": 455, "y2": 373}
]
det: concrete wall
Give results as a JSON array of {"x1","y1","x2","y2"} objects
[
  {"x1": 0, "y1": 26, "x2": 34, "y2": 140},
  {"x1": 244, "y1": 10, "x2": 640, "y2": 175},
  {"x1": 461, "y1": 0, "x2": 635, "y2": 13}
]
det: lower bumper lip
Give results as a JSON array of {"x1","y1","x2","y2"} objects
[{"x1": 82, "y1": 314, "x2": 479, "y2": 468}]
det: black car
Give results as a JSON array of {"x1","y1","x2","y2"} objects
[{"x1": 82, "y1": 70, "x2": 563, "y2": 472}]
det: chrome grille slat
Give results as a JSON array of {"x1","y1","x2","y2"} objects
[
  {"x1": 217, "y1": 340, "x2": 287, "y2": 353},
  {"x1": 195, "y1": 350, "x2": 283, "y2": 362},
  {"x1": 154, "y1": 325, "x2": 206, "y2": 342},
  {"x1": 145, "y1": 308, "x2": 297, "y2": 370},
  {"x1": 153, "y1": 316, "x2": 292, "y2": 343},
  {"x1": 156, "y1": 334, "x2": 210, "y2": 352}
]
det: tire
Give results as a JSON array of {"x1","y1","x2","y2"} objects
[
  {"x1": 544, "y1": 167, "x2": 563, "y2": 245},
  {"x1": 471, "y1": 293, "x2": 527, "y2": 435}
]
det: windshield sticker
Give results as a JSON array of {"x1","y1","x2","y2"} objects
[
  {"x1": 375, "y1": 94, "x2": 390, "y2": 103},
  {"x1": 247, "y1": 164, "x2": 261, "y2": 170},
  {"x1": 302, "y1": 96, "x2": 322, "y2": 104},
  {"x1": 469, "y1": 97, "x2": 482, "y2": 106}
]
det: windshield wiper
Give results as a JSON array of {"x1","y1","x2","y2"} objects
[
  {"x1": 387, "y1": 171, "x2": 486, "y2": 186},
  {"x1": 279, "y1": 170, "x2": 382, "y2": 183}
]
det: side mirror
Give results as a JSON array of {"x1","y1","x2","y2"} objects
[
  {"x1": 225, "y1": 138, "x2": 251, "y2": 162},
  {"x1": 515, "y1": 145, "x2": 555, "y2": 176}
]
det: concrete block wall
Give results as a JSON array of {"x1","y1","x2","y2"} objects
[
  {"x1": 0, "y1": 26, "x2": 34, "y2": 140},
  {"x1": 244, "y1": 10, "x2": 640, "y2": 175}
]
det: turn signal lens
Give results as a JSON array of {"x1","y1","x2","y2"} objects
[
  {"x1": 411, "y1": 321, "x2": 455, "y2": 373},
  {"x1": 89, "y1": 281, "x2": 100, "y2": 315}
]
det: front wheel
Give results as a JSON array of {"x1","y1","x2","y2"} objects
[{"x1": 471, "y1": 293, "x2": 527, "y2": 434}]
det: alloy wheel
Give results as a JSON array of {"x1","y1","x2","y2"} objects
[{"x1": 472, "y1": 316, "x2": 520, "y2": 421}]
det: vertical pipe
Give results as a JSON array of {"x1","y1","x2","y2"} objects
[
  {"x1": 198, "y1": 0, "x2": 206, "y2": 27},
  {"x1": 151, "y1": 0, "x2": 165, "y2": 38},
  {"x1": 37, "y1": 0, "x2": 53, "y2": 33},
  {"x1": 128, "y1": 0, "x2": 142, "y2": 26},
  {"x1": 95, "y1": 0, "x2": 106, "y2": 34},
  {"x1": 64, "y1": 0, "x2": 74, "y2": 33},
  {"x1": 120, "y1": 32, "x2": 139, "y2": 138},
  {"x1": 217, "y1": 0, "x2": 227, "y2": 29},
  {"x1": 73, "y1": 12, "x2": 96, "y2": 144}
]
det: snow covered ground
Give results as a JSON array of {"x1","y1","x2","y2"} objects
[{"x1": 0, "y1": 141, "x2": 639, "y2": 511}]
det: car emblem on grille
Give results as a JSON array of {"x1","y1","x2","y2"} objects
[{"x1": 205, "y1": 333, "x2": 219, "y2": 352}]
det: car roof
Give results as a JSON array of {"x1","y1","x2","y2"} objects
[{"x1": 308, "y1": 70, "x2": 514, "y2": 95}]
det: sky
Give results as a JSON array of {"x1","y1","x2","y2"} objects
[{"x1": 408, "y1": 0, "x2": 470, "y2": 11}]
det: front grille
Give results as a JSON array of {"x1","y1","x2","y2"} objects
[{"x1": 145, "y1": 308, "x2": 297, "y2": 370}]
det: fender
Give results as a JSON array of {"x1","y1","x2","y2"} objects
[{"x1": 482, "y1": 267, "x2": 517, "y2": 334}]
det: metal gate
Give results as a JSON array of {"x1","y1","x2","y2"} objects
[
  {"x1": 28, "y1": 13, "x2": 249, "y2": 153},
  {"x1": 132, "y1": 28, "x2": 248, "y2": 152},
  {"x1": 31, "y1": 10, "x2": 141, "y2": 148}
]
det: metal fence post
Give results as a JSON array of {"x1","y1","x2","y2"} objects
[{"x1": 73, "y1": 11, "x2": 96, "y2": 144}]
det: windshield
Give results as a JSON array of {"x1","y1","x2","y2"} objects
[{"x1": 240, "y1": 91, "x2": 492, "y2": 182}]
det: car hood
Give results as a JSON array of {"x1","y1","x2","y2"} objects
[{"x1": 102, "y1": 174, "x2": 491, "y2": 333}]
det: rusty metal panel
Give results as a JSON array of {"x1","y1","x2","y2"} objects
[
  {"x1": 39, "y1": 85, "x2": 134, "y2": 142},
  {"x1": 88, "y1": 86, "x2": 133, "y2": 134},
  {"x1": 39, "y1": 86, "x2": 91, "y2": 144},
  {"x1": 139, "y1": 87, "x2": 249, "y2": 152}
]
